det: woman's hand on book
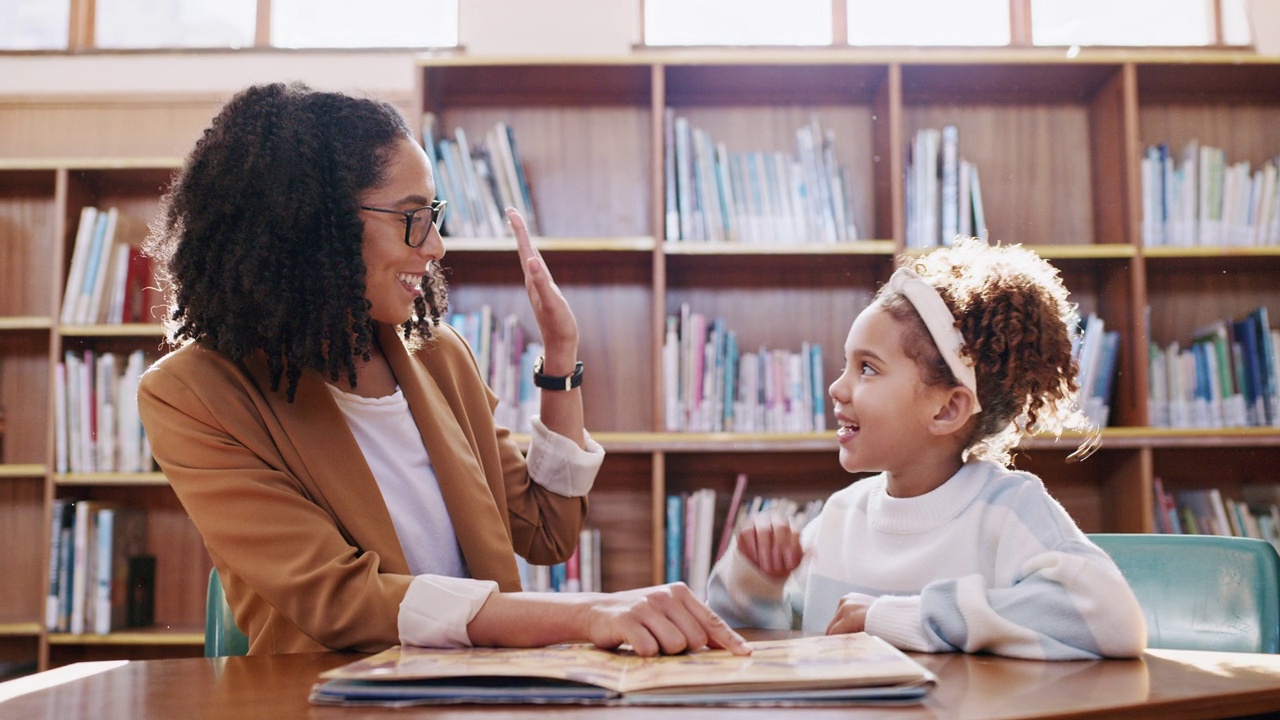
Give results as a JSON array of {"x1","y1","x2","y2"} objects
[
  {"x1": 736, "y1": 513, "x2": 804, "y2": 578},
  {"x1": 582, "y1": 583, "x2": 752, "y2": 657}
]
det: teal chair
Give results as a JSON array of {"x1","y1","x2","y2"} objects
[
  {"x1": 204, "y1": 567, "x2": 249, "y2": 657},
  {"x1": 1089, "y1": 533, "x2": 1280, "y2": 653}
]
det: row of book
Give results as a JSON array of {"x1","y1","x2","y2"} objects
[
  {"x1": 1153, "y1": 479, "x2": 1280, "y2": 551},
  {"x1": 905, "y1": 125, "x2": 988, "y2": 249},
  {"x1": 54, "y1": 349, "x2": 153, "y2": 474},
  {"x1": 46, "y1": 499, "x2": 154, "y2": 635},
  {"x1": 664, "y1": 112, "x2": 861, "y2": 244},
  {"x1": 665, "y1": 473, "x2": 825, "y2": 600},
  {"x1": 447, "y1": 306, "x2": 543, "y2": 434},
  {"x1": 1073, "y1": 313, "x2": 1121, "y2": 427},
  {"x1": 1147, "y1": 306, "x2": 1280, "y2": 429},
  {"x1": 423, "y1": 116, "x2": 539, "y2": 239},
  {"x1": 1141, "y1": 142, "x2": 1280, "y2": 247},
  {"x1": 59, "y1": 206, "x2": 160, "y2": 325},
  {"x1": 515, "y1": 528, "x2": 602, "y2": 593},
  {"x1": 663, "y1": 304, "x2": 826, "y2": 433}
]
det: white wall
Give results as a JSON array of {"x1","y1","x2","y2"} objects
[{"x1": 0, "y1": 0, "x2": 641, "y2": 97}]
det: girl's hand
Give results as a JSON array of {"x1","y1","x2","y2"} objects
[
  {"x1": 826, "y1": 592, "x2": 875, "y2": 635},
  {"x1": 736, "y1": 513, "x2": 803, "y2": 578},
  {"x1": 582, "y1": 583, "x2": 752, "y2": 657},
  {"x1": 510, "y1": 208, "x2": 578, "y2": 363}
]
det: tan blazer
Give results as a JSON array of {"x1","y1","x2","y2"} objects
[{"x1": 137, "y1": 323, "x2": 587, "y2": 654}]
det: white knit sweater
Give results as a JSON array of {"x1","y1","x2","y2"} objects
[{"x1": 708, "y1": 460, "x2": 1147, "y2": 659}]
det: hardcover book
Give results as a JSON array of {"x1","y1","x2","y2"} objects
[{"x1": 309, "y1": 633, "x2": 936, "y2": 707}]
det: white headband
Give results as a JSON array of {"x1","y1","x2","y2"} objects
[{"x1": 886, "y1": 267, "x2": 982, "y2": 412}]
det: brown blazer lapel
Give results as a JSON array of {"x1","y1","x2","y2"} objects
[
  {"x1": 243, "y1": 353, "x2": 411, "y2": 575},
  {"x1": 379, "y1": 324, "x2": 521, "y2": 588}
]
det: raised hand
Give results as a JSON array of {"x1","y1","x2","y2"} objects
[
  {"x1": 736, "y1": 512, "x2": 804, "y2": 578},
  {"x1": 510, "y1": 208, "x2": 578, "y2": 365},
  {"x1": 583, "y1": 583, "x2": 752, "y2": 657}
]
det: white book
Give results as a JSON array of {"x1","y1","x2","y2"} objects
[
  {"x1": 940, "y1": 125, "x2": 959, "y2": 246},
  {"x1": 61, "y1": 206, "x2": 99, "y2": 325},
  {"x1": 83, "y1": 208, "x2": 120, "y2": 325}
]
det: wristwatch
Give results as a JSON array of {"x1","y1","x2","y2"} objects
[{"x1": 533, "y1": 355, "x2": 584, "y2": 391}]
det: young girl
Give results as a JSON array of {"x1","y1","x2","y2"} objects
[{"x1": 707, "y1": 239, "x2": 1146, "y2": 660}]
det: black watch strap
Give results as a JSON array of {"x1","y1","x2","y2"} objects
[{"x1": 533, "y1": 356, "x2": 583, "y2": 391}]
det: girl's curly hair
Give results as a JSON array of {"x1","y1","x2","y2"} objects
[
  {"x1": 146, "y1": 83, "x2": 448, "y2": 401},
  {"x1": 876, "y1": 238, "x2": 1089, "y2": 466}
]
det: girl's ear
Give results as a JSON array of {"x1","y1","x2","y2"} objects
[{"x1": 930, "y1": 386, "x2": 978, "y2": 435}]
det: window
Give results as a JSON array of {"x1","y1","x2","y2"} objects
[
  {"x1": 270, "y1": 0, "x2": 458, "y2": 49},
  {"x1": 96, "y1": 0, "x2": 256, "y2": 49},
  {"x1": 645, "y1": 0, "x2": 832, "y2": 46},
  {"x1": 1031, "y1": 0, "x2": 1243, "y2": 47},
  {"x1": 847, "y1": 0, "x2": 1009, "y2": 46},
  {"x1": 0, "y1": 0, "x2": 70, "y2": 50}
]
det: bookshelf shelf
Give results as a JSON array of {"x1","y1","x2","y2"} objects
[
  {"x1": 46, "y1": 630, "x2": 203, "y2": 646},
  {"x1": 0, "y1": 464, "x2": 45, "y2": 478},
  {"x1": 0, "y1": 317, "x2": 53, "y2": 331},
  {"x1": 3, "y1": 48, "x2": 1278, "y2": 673},
  {"x1": 664, "y1": 240, "x2": 897, "y2": 256},
  {"x1": 54, "y1": 472, "x2": 169, "y2": 487},
  {"x1": 58, "y1": 324, "x2": 166, "y2": 338},
  {"x1": 0, "y1": 622, "x2": 42, "y2": 636}
]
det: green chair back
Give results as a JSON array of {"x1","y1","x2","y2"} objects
[
  {"x1": 204, "y1": 567, "x2": 249, "y2": 657},
  {"x1": 1089, "y1": 533, "x2": 1280, "y2": 653}
]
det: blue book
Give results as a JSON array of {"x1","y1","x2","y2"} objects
[
  {"x1": 664, "y1": 494, "x2": 684, "y2": 584},
  {"x1": 1233, "y1": 314, "x2": 1264, "y2": 425}
]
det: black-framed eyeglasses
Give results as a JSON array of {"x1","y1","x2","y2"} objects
[{"x1": 359, "y1": 199, "x2": 448, "y2": 248}]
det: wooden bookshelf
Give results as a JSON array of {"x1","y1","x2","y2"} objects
[{"x1": 3, "y1": 48, "x2": 1280, "y2": 672}]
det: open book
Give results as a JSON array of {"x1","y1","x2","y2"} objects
[{"x1": 309, "y1": 633, "x2": 937, "y2": 706}]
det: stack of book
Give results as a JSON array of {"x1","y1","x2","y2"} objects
[
  {"x1": 905, "y1": 125, "x2": 987, "y2": 248},
  {"x1": 664, "y1": 112, "x2": 860, "y2": 244},
  {"x1": 54, "y1": 349, "x2": 153, "y2": 474},
  {"x1": 515, "y1": 527, "x2": 602, "y2": 593},
  {"x1": 1153, "y1": 478, "x2": 1280, "y2": 553},
  {"x1": 1141, "y1": 142, "x2": 1280, "y2": 247},
  {"x1": 46, "y1": 499, "x2": 151, "y2": 635},
  {"x1": 60, "y1": 206, "x2": 159, "y2": 325},
  {"x1": 1073, "y1": 312, "x2": 1121, "y2": 427},
  {"x1": 1148, "y1": 306, "x2": 1280, "y2": 429},
  {"x1": 663, "y1": 304, "x2": 825, "y2": 433},
  {"x1": 423, "y1": 116, "x2": 538, "y2": 238}
]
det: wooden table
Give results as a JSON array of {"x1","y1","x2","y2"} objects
[{"x1": 3, "y1": 647, "x2": 1280, "y2": 719}]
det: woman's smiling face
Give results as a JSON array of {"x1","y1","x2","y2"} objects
[{"x1": 358, "y1": 136, "x2": 445, "y2": 327}]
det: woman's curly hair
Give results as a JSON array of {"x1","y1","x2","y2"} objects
[
  {"x1": 875, "y1": 238, "x2": 1090, "y2": 466},
  {"x1": 146, "y1": 83, "x2": 448, "y2": 401}
]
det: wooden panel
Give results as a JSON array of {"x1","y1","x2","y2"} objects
[
  {"x1": 901, "y1": 63, "x2": 1121, "y2": 105},
  {"x1": 585, "y1": 452, "x2": 653, "y2": 592},
  {"x1": 0, "y1": 100, "x2": 220, "y2": 159},
  {"x1": 1010, "y1": 448, "x2": 1147, "y2": 532},
  {"x1": 0, "y1": 171, "x2": 58, "y2": 317},
  {"x1": 1153, "y1": 446, "x2": 1280, "y2": 501},
  {"x1": 664, "y1": 64, "x2": 887, "y2": 106},
  {"x1": 424, "y1": 65, "x2": 651, "y2": 107},
  {"x1": 0, "y1": 477, "x2": 45, "y2": 623},
  {"x1": 1144, "y1": 256, "x2": 1280, "y2": 346},
  {"x1": 0, "y1": 332, "x2": 51, "y2": 465}
]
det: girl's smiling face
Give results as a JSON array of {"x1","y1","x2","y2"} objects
[
  {"x1": 358, "y1": 137, "x2": 445, "y2": 327},
  {"x1": 828, "y1": 304, "x2": 952, "y2": 478}
]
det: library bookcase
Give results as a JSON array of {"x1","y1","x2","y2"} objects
[{"x1": 2, "y1": 49, "x2": 1280, "y2": 672}]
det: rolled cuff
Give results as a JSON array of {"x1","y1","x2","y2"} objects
[
  {"x1": 397, "y1": 575, "x2": 499, "y2": 648},
  {"x1": 525, "y1": 416, "x2": 604, "y2": 497},
  {"x1": 865, "y1": 594, "x2": 932, "y2": 652}
]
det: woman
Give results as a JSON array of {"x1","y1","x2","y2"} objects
[{"x1": 139, "y1": 83, "x2": 747, "y2": 657}]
